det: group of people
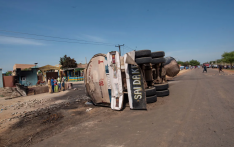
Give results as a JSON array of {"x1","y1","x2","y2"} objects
[
  {"x1": 203, "y1": 65, "x2": 224, "y2": 73},
  {"x1": 47, "y1": 76, "x2": 66, "y2": 93}
]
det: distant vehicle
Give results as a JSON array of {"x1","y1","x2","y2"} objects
[
  {"x1": 180, "y1": 66, "x2": 184, "y2": 70},
  {"x1": 203, "y1": 63, "x2": 210, "y2": 68},
  {"x1": 213, "y1": 65, "x2": 218, "y2": 68}
]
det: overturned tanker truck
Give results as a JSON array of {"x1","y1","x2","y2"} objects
[{"x1": 84, "y1": 50, "x2": 180, "y2": 111}]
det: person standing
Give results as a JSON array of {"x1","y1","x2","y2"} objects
[
  {"x1": 203, "y1": 65, "x2": 207, "y2": 73},
  {"x1": 57, "y1": 77, "x2": 61, "y2": 92},
  {"x1": 54, "y1": 78, "x2": 58, "y2": 93},
  {"x1": 51, "y1": 77, "x2": 54, "y2": 93},
  {"x1": 62, "y1": 76, "x2": 65, "y2": 91},
  {"x1": 48, "y1": 78, "x2": 52, "y2": 93}
]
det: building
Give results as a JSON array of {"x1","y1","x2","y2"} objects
[
  {"x1": 39, "y1": 65, "x2": 60, "y2": 82},
  {"x1": 61, "y1": 63, "x2": 87, "y2": 82},
  {"x1": 16, "y1": 67, "x2": 39, "y2": 86},
  {"x1": 77, "y1": 63, "x2": 87, "y2": 76},
  {"x1": 12, "y1": 64, "x2": 36, "y2": 76},
  {"x1": 13, "y1": 64, "x2": 35, "y2": 70}
]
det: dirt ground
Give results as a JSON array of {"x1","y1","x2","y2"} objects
[
  {"x1": 214, "y1": 68, "x2": 234, "y2": 73},
  {"x1": 0, "y1": 82, "x2": 92, "y2": 147}
]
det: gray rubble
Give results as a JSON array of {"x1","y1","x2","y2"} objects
[{"x1": 0, "y1": 94, "x2": 91, "y2": 126}]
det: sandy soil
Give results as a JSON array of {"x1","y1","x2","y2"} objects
[{"x1": 0, "y1": 82, "x2": 87, "y2": 133}]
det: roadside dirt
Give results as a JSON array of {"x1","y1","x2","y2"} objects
[
  {"x1": 0, "y1": 82, "x2": 92, "y2": 147},
  {"x1": 0, "y1": 99, "x2": 95, "y2": 147},
  {"x1": 213, "y1": 68, "x2": 234, "y2": 73}
]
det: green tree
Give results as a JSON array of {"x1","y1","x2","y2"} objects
[
  {"x1": 22, "y1": 68, "x2": 30, "y2": 71},
  {"x1": 60, "y1": 55, "x2": 77, "y2": 69},
  {"x1": 217, "y1": 59, "x2": 222, "y2": 63},
  {"x1": 183, "y1": 61, "x2": 190, "y2": 66},
  {"x1": 5, "y1": 71, "x2": 12, "y2": 76},
  {"x1": 189, "y1": 60, "x2": 200, "y2": 66},
  {"x1": 222, "y1": 51, "x2": 234, "y2": 69},
  {"x1": 177, "y1": 61, "x2": 184, "y2": 65}
]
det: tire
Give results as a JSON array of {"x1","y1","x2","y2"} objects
[
  {"x1": 135, "y1": 50, "x2": 151, "y2": 58},
  {"x1": 156, "y1": 89, "x2": 169, "y2": 97},
  {"x1": 154, "y1": 83, "x2": 169, "y2": 91},
  {"x1": 151, "y1": 51, "x2": 165, "y2": 58},
  {"x1": 152, "y1": 58, "x2": 166, "y2": 64},
  {"x1": 145, "y1": 87, "x2": 156, "y2": 97},
  {"x1": 146, "y1": 95, "x2": 157, "y2": 103},
  {"x1": 135, "y1": 57, "x2": 152, "y2": 64}
]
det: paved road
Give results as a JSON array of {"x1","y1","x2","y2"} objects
[{"x1": 34, "y1": 68, "x2": 234, "y2": 147}]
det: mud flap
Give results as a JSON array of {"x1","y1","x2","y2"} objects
[{"x1": 124, "y1": 52, "x2": 147, "y2": 110}]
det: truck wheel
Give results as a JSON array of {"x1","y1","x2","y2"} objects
[
  {"x1": 151, "y1": 51, "x2": 165, "y2": 58},
  {"x1": 156, "y1": 89, "x2": 169, "y2": 97},
  {"x1": 135, "y1": 50, "x2": 151, "y2": 58},
  {"x1": 135, "y1": 57, "x2": 152, "y2": 64},
  {"x1": 154, "y1": 83, "x2": 169, "y2": 91},
  {"x1": 145, "y1": 87, "x2": 156, "y2": 97},
  {"x1": 146, "y1": 95, "x2": 157, "y2": 103},
  {"x1": 152, "y1": 57, "x2": 166, "y2": 64}
]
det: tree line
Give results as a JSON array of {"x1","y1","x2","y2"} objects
[
  {"x1": 177, "y1": 60, "x2": 200, "y2": 66},
  {"x1": 209, "y1": 51, "x2": 234, "y2": 69}
]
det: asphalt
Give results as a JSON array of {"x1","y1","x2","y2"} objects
[{"x1": 33, "y1": 68, "x2": 234, "y2": 147}]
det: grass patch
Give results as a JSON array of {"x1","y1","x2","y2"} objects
[{"x1": 0, "y1": 95, "x2": 4, "y2": 97}]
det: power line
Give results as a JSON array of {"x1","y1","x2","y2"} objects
[
  {"x1": 0, "y1": 29, "x2": 115, "y2": 45},
  {"x1": 124, "y1": 45, "x2": 135, "y2": 52},
  {"x1": 125, "y1": 45, "x2": 135, "y2": 50},
  {"x1": 0, "y1": 29, "x2": 136, "y2": 50},
  {"x1": 115, "y1": 44, "x2": 124, "y2": 56},
  {"x1": 0, "y1": 34, "x2": 114, "y2": 46}
]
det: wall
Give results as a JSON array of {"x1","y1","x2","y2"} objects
[
  {"x1": 18, "y1": 68, "x2": 38, "y2": 86},
  {"x1": 68, "y1": 76, "x2": 84, "y2": 82},
  {"x1": 3, "y1": 76, "x2": 15, "y2": 87},
  {"x1": 0, "y1": 68, "x2": 3, "y2": 88},
  {"x1": 46, "y1": 72, "x2": 58, "y2": 81},
  {"x1": 13, "y1": 64, "x2": 35, "y2": 70},
  {"x1": 37, "y1": 75, "x2": 43, "y2": 81}
]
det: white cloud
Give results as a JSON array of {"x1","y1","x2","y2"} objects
[{"x1": 0, "y1": 36, "x2": 44, "y2": 46}]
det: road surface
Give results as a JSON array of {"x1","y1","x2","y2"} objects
[{"x1": 33, "y1": 68, "x2": 234, "y2": 147}]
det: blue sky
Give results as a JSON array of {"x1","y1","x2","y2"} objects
[{"x1": 0, "y1": 0, "x2": 234, "y2": 71}]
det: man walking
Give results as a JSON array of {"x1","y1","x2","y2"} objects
[
  {"x1": 219, "y1": 65, "x2": 224, "y2": 73},
  {"x1": 203, "y1": 65, "x2": 207, "y2": 73}
]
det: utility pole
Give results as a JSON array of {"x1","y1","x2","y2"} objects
[{"x1": 115, "y1": 44, "x2": 124, "y2": 56}]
